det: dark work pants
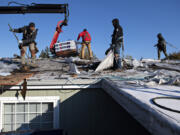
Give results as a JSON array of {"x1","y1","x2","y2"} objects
[{"x1": 158, "y1": 47, "x2": 168, "y2": 60}]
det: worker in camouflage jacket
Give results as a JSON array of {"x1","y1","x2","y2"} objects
[
  {"x1": 10, "y1": 22, "x2": 38, "y2": 66},
  {"x1": 154, "y1": 33, "x2": 168, "y2": 60},
  {"x1": 106, "y1": 18, "x2": 124, "y2": 70}
]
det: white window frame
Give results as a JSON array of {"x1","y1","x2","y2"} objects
[{"x1": 0, "y1": 96, "x2": 60, "y2": 131}]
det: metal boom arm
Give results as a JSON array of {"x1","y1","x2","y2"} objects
[{"x1": 0, "y1": 3, "x2": 68, "y2": 14}]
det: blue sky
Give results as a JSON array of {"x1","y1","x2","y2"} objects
[{"x1": 0, "y1": 0, "x2": 179, "y2": 59}]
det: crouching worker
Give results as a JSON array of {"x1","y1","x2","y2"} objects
[
  {"x1": 10, "y1": 22, "x2": 38, "y2": 67},
  {"x1": 77, "y1": 29, "x2": 93, "y2": 60},
  {"x1": 105, "y1": 18, "x2": 124, "y2": 70}
]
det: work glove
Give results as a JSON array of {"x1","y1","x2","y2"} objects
[
  {"x1": 18, "y1": 40, "x2": 23, "y2": 44},
  {"x1": 56, "y1": 27, "x2": 59, "y2": 31},
  {"x1": 9, "y1": 29, "x2": 14, "y2": 32},
  {"x1": 105, "y1": 48, "x2": 111, "y2": 55},
  {"x1": 111, "y1": 44, "x2": 116, "y2": 49},
  {"x1": 18, "y1": 44, "x2": 22, "y2": 49},
  {"x1": 18, "y1": 40, "x2": 23, "y2": 50},
  {"x1": 105, "y1": 44, "x2": 114, "y2": 55}
]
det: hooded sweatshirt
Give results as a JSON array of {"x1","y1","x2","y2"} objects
[{"x1": 112, "y1": 19, "x2": 123, "y2": 44}]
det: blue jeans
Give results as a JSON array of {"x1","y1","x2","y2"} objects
[
  {"x1": 114, "y1": 42, "x2": 123, "y2": 55},
  {"x1": 113, "y1": 42, "x2": 123, "y2": 69}
]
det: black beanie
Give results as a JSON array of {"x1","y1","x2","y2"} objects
[
  {"x1": 112, "y1": 18, "x2": 119, "y2": 24},
  {"x1": 29, "y1": 22, "x2": 35, "y2": 27}
]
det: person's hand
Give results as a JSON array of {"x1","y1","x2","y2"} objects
[
  {"x1": 18, "y1": 44, "x2": 22, "y2": 49},
  {"x1": 111, "y1": 44, "x2": 115, "y2": 48},
  {"x1": 105, "y1": 48, "x2": 110, "y2": 55},
  {"x1": 9, "y1": 29, "x2": 14, "y2": 32},
  {"x1": 18, "y1": 40, "x2": 23, "y2": 44},
  {"x1": 56, "y1": 27, "x2": 59, "y2": 31}
]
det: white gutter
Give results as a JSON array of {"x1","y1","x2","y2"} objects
[{"x1": 7, "y1": 84, "x2": 101, "y2": 90}]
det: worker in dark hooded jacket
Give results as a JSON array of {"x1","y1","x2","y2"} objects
[
  {"x1": 154, "y1": 33, "x2": 168, "y2": 60},
  {"x1": 106, "y1": 18, "x2": 124, "y2": 70},
  {"x1": 10, "y1": 22, "x2": 38, "y2": 66}
]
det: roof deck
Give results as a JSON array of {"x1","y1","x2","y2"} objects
[{"x1": 101, "y1": 78, "x2": 180, "y2": 135}]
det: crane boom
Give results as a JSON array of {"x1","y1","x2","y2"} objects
[{"x1": 0, "y1": 3, "x2": 68, "y2": 14}]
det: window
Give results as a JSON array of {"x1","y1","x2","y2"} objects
[{"x1": 0, "y1": 97, "x2": 60, "y2": 132}]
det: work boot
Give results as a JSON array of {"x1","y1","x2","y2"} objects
[
  {"x1": 89, "y1": 57, "x2": 93, "y2": 60},
  {"x1": 28, "y1": 59, "x2": 38, "y2": 68},
  {"x1": 114, "y1": 57, "x2": 122, "y2": 69},
  {"x1": 115, "y1": 69, "x2": 123, "y2": 72},
  {"x1": 30, "y1": 63, "x2": 38, "y2": 68},
  {"x1": 30, "y1": 50, "x2": 37, "y2": 67},
  {"x1": 20, "y1": 64, "x2": 29, "y2": 71}
]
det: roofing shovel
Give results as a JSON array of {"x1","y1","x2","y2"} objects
[
  {"x1": 166, "y1": 42, "x2": 178, "y2": 49},
  {"x1": 8, "y1": 23, "x2": 30, "y2": 64}
]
